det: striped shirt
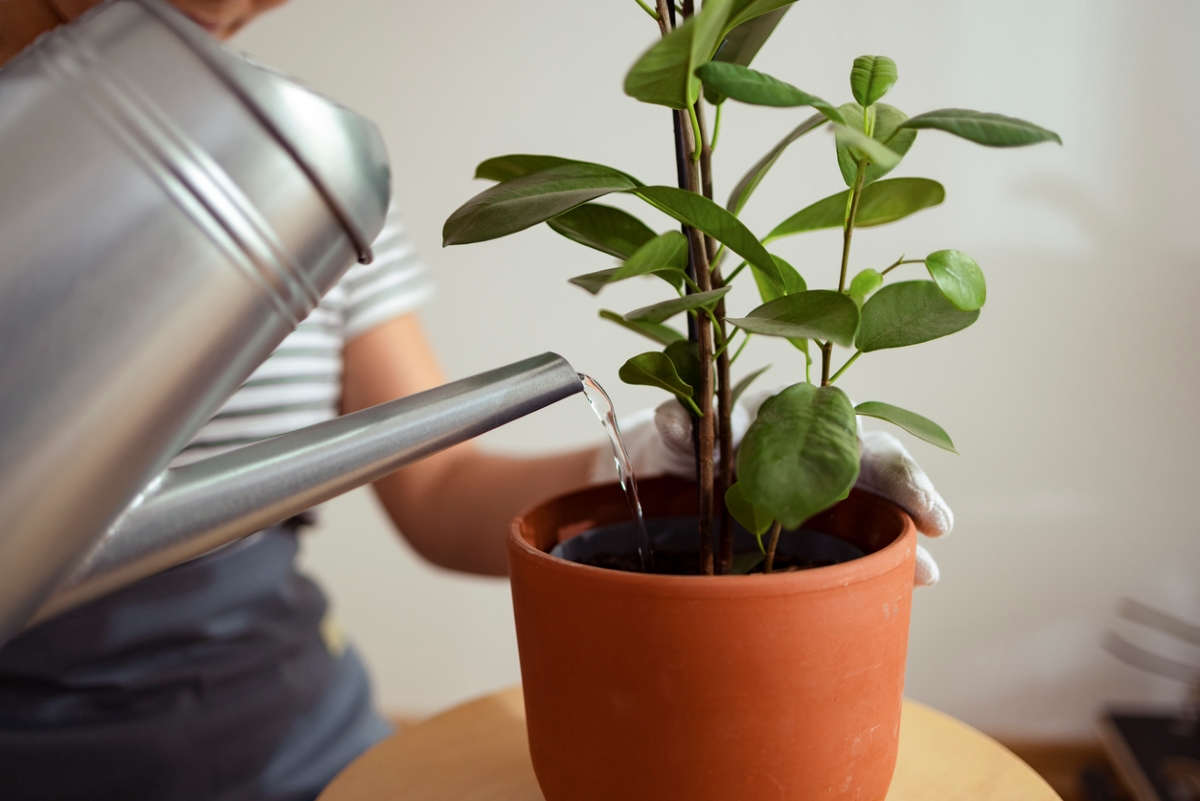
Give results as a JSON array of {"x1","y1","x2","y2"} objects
[{"x1": 172, "y1": 206, "x2": 433, "y2": 467}]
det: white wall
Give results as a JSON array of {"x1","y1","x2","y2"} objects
[{"x1": 235, "y1": 0, "x2": 1200, "y2": 737}]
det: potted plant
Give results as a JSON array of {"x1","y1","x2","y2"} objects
[{"x1": 443, "y1": 2, "x2": 1059, "y2": 799}]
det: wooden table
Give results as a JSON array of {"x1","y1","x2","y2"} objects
[{"x1": 319, "y1": 687, "x2": 1061, "y2": 801}]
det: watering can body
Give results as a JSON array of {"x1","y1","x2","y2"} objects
[{"x1": 0, "y1": 0, "x2": 582, "y2": 646}]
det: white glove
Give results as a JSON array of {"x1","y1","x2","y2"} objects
[{"x1": 588, "y1": 393, "x2": 952, "y2": 586}]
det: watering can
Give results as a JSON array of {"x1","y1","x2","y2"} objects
[{"x1": 0, "y1": 0, "x2": 583, "y2": 645}]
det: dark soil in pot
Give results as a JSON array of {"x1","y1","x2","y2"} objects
[{"x1": 551, "y1": 517, "x2": 865, "y2": 575}]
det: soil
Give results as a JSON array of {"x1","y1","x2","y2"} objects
[{"x1": 580, "y1": 550, "x2": 838, "y2": 575}]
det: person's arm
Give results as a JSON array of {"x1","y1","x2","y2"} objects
[{"x1": 341, "y1": 313, "x2": 600, "y2": 576}]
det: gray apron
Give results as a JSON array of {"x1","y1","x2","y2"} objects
[{"x1": 0, "y1": 522, "x2": 392, "y2": 801}]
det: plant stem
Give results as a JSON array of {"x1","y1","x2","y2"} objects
[
  {"x1": 633, "y1": 0, "x2": 661, "y2": 20},
  {"x1": 820, "y1": 341, "x2": 833, "y2": 385},
  {"x1": 729, "y1": 331, "x2": 752, "y2": 365},
  {"x1": 711, "y1": 103, "x2": 723, "y2": 150},
  {"x1": 881, "y1": 257, "x2": 924, "y2": 276},
  {"x1": 763, "y1": 521, "x2": 782, "y2": 574},
  {"x1": 826, "y1": 160, "x2": 868, "y2": 385},
  {"x1": 828, "y1": 350, "x2": 862, "y2": 383}
]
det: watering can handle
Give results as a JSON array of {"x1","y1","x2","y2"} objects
[{"x1": 27, "y1": 353, "x2": 583, "y2": 627}]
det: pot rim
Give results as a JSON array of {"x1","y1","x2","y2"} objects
[{"x1": 509, "y1": 482, "x2": 917, "y2": 598}]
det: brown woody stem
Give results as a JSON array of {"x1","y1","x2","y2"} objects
[{"x1": 764, "y1": 521, "x2": 783, "y2": 574}]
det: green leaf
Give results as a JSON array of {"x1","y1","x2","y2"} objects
[
  {"x1": 900, "y1": 108, "x2": 1062, "y2": 147},
  {"x1": 475, "y1": 154, "x2": 577, "y2": 182},
  {"x1": 727, "y1": 290, "x2": 860, "y2": 347},
  {"x1": 850, "y1": 55, "x2": 898, "y2": 107},
  {"x1": 612, "y1": 231, "x2": 689, "y2": 281},
  {"x1": 695, "y1": 62, "x2": 843, "y2": 121},
  {"x1": 727, "y1": 113, "x2": 827, "y2": 215},
  {"x1": 737, "y1": 383, "x2": 860, "y2": 530},
  {"x1": 625, "y1": 286, "x2": 731, "y2": 324},
  {"x1": 569, "y1": 267, "x2": 683, "y2": 295},
  {"x1": 833, "y1": 124, "x2": 901, "y2": 172},
  {"x1": 599, "y1": 309, "x2": 686, "y2": 346},
  {"x1": 925, "y1": 250, "x2": 986, "y2": 311},
  {"x1": 724, "y1": 0, "x2": 800, "y2": 32},
  {"x1": 443, "y1": 163, "x2": 641, "y2": 246},
  {"x1": 730, "y1": 365, "x2": 770, "y2": 406},
  {"x1": 836, "y1": 103, "x2": 918, "y2": 187},
  {"x1": 664, "y1": 340, "x2": 702, "y2": 395},
  {"x1": 764, "y1": 177, "x2": 945, "y2": 243},
  {"x1": 546, "y1": 203, "x2": 656, "y2": 259},
  {"x1": 704, "y1": 5, "x2": 792, "y2": 104},
  {"x1": 857, "y1": 280, "x2": 980, "y2": 352},
  {"x1": 730, "y1": 551, "x2": 767, "y2": 574},
  {"x1": 624, "y1": 0, "x2": 734, "y2": 109},
  {"x1": 848, "y1": 268, "x2": 883, "y2": 302},
  {"x1": 633, "y1": 186, "x2": 783, "y2": 292},
  {"x1": 725, "y1": 481, "x2": 774, "y2": 539},
  {"x1": 855, "y1": 401, "x2": 957, "y2": 454},
  {"x1": 751, "y1": 253, "x2": 806, "y2": 304},
  {"x1": 619, "y1": 352, "x2": 701, "y2": 414}
]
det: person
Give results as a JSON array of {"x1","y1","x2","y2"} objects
[{"x1": 0, "y1": 1, "x2": 953, "y2": 799}]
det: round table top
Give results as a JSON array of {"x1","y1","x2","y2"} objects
[{"x1": 319, "y1": 687, "x2": 1060, "y2": 801}]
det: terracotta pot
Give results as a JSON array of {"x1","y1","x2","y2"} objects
[{"x1": 508, "y1": 476, "x2": 917, "y2": 801}]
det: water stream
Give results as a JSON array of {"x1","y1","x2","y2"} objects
[{"x1": 578, "y1": 374, "x2": 654, "y2": 572}]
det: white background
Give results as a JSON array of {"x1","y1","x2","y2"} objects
[{"x1": 236, "y1": 0, "x2": 1200, "y2": 737}]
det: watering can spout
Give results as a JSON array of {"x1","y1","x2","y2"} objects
[{"x1": 28, "y1": 353, "x2": 583, "y2": 628}]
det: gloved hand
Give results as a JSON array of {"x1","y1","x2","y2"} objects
[{"x1": 588, "y1": 392, "x2": 952, "y2": 586}]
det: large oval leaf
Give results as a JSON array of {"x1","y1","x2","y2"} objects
[
  {"x1": 704, "y1": 5, "x2": 792, "y2": 104},
  {"x1": 695, "y1": 62, "x2": 841, "y2": 120},
  {"x1": 737, "y1": 383, "x2": 860, "y2": 530},
  {"x1": 599, "y1": 310, "x2": 685, "y2": 346},
  {"x1": 547, "y1": 203, "x2": 656, "y2": 259},
  {"x1": 443, "y1": 164, "x2": 640, "y2": 246},
  {"x1": 856, "y1": 280, "x2": 979, "y2": 352},
  {"x1": 624, "y1": 0, "x2": 734, "y2": 108},
  {"x1": 900, "y1": 109, "x2": 1061, "y2": 147},
  {"x1": 625, "y1": 286, "x2": 731, "y2": 324},
  {"x1": 727, "y1": 290, "x2": 860, "y2": 346},
  {"x1": 619, "y1": 352, "x2": 699, "y2": 414},
  {"x1": 855, "y1": 401, "x2": 957, "y2": 453},
  {"x1": 850, "y1": 55, "x2": 898, "y2": 108},
  {"x1": 723, "y1": 0, "x2": 799, "y2": 32},
  {"x1": 925, "y1": 250, "x2": 986, "y2": 311},
  {"x1": 836, "y1": 103, "x2": 917, "y2": 187},
  {"x1": 727, "y1": 113, "x2": 827, "y2": 215},
  {"x1": 613, "y1": 231, "x2": 689, "y2": 281},
  {"x1": 764, "y1": 177, "x2": 945, "y2": 242},
  {"x1": 633, "y1": 186, "x2": 784, "y2": 292},
  {"x1": 664, "y1": 340, "x2": 703, "y2": 396}
]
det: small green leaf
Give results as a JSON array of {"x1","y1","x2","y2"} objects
[
  {"x1": 727, "y1": 290, "x2": 860, "y2": 346},
  {"x1": 727, "y1": 113, "x2": 827, "y2": 215},
  {"x1": 730, "y1": 551, "x2": 767, "y2": 574},
  {"x1": 619, "y1": 352, "x2": 701, "y2": 415},
  {"x1": 612, "y1": 231, "x2": 689, "y2": 281},
  {"x1": 725, "y1": 481, "x2": 774, "y2": 539},
  {"x1": 632, "y1": 186, "x2": 783, "y2": 292},
  {"x1": 695, "y1": 62, "x2": 842, "y2": 121},
  {"x1": 475, "y1": 154, "x2": 577, "y2": 182},
  {"x1": 730, "y1": 365, "x2": 770, "y2": 406},
  {"x1": 704, "y1": 5, "x2": 792, "y2": 104},
  {"x1": 925, "y1": 250, "x2": 986, "y2": 311},
  {"x1": 900, "y1": 108, "x2": 1062, "y2": 147},
  {"x1": 625, "y1": 286, "x2": 731, "y2": 324},
  {"x1": 857, "y1": 280, "x2": 980, "y2": 352},
  {"x1": 836, "y1": 103, "x2": 918, "y2": 187},
  {"x1": 569, "y1": 267, "x2": 683, "y2": 295},
  {"x1": 751, "y1": 254, "x2": 806, "y2": 304},
  {"x1": 849, "y1": 268, "x2": 883, "y2": 301},
  {"x1": 855, "y1": 401, "x2": 957, "y2": 453},
  {"x1": 664, "y1": 340, "x2": 703, "y2": 395},
  {"x1": 547, "y1": 203, "x2": 656, "y2": 259},
  {"x1": 737, "y1": 383, "x2": 860, "y2": 530},
  {"x1": 624, "y1": 0, "x2": 734, "y2": 108},
  {"x1": 850, "y1": 55, "x2": 898, "y2": 108},
  {"x1": 443, "y1": 163, "x2": 641, "y2": 246},
  {"x1": 833, "y1": 124, "x2": 901, "y2": 172},
  {"x1": 599, "y1": 310, "x2": 686, "y2": 346},
  {"x1": 764, "y1": 177, "x2": 945, "y2": 242}
]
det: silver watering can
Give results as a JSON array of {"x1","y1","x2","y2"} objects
[{"x1": 0, "y1": 0, "x2": 582, "y2": 644}]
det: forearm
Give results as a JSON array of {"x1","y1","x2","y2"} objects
[{"x1": 371, "y1": 444, "x2": 598, "y2": 575}]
